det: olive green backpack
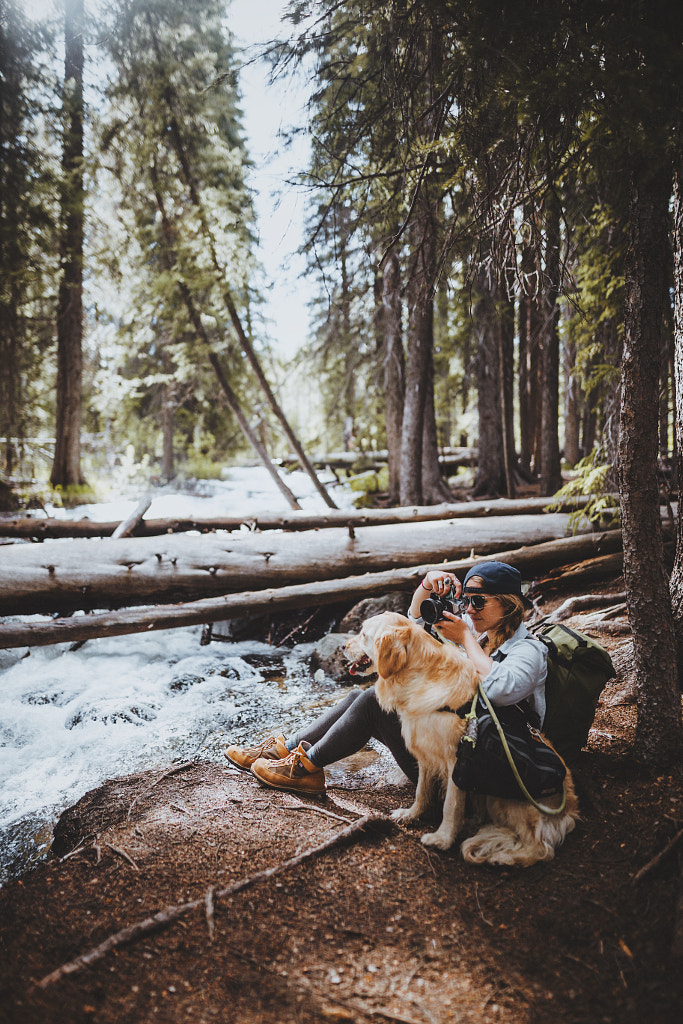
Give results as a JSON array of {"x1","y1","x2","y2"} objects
[{"x1": 529, "y1": 623, "x2": 616, "y2": 764}]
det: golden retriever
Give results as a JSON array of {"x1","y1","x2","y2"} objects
[{"x1": 345, "y1": 612, "x2": 579, "y2": 867}]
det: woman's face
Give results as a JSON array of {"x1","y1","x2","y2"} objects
[{"x1": 462, "y1": 580, "x2": 505, "y2": 634}]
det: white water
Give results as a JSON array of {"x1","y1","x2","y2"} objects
[{"x1": 0, "y1": 467, "x2": 355, "y2": 885}]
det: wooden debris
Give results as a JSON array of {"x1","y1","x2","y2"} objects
[
  {"x1": 545, "y1": 592, "x2": 627, "y2": 623},
  {"x1": 631, "y1": 827, "x2": 683, "y2": 884},
  {"x1": 111, "y1": 496, "x2": 152, "y2": 539},
  {"x1": 0, "y1": 531, "x2": 626, "y2": 647},
  {"x1": 0, "y1": 496, "x2": 590, "y2": 540}
]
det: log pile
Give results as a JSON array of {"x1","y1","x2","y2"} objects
[
  {"x1": 0, "y1": 529, "x2": 631, "y2": 649},
  {"x1": 0, "y1": 511, "x2": 596, "y2": 616}
]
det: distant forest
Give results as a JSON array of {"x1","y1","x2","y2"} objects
[{"x1": 0, "y1": 0, "x2": 681, "y2": 508}]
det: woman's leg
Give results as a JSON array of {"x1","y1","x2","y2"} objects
[{"x1": 292, "y1": 686, "x2": 418, "y2": 784}]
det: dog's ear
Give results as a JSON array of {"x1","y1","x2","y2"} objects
[{"x1": 375, "y1": 627, "x2": 409, "y2": 678}]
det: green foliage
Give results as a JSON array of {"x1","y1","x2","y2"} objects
[{"x1": 547, "y1": 451, "x2": 619, "y2": 534}]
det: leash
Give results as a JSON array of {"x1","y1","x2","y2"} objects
[
  {"x1": 465, "y1": 685, "x2": 567, "y2": 816},
  {"x1": 434, "y1": 626, "x2": 566, "y2": 816}
]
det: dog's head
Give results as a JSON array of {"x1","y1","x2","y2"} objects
[{"x1": 345, "y1": 612, "x2": 416, "y2": 680}]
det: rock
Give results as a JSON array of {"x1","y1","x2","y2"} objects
[
  {"x1": 339, "y1": 592, "x2": 411, "y2": 634},
  {"x1": 310, "y1": 632, "x2": 356, "y2": 682}
]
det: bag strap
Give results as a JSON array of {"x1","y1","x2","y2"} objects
[
  {"x1": 433, "y1": 625, "x2": 566, "y2": 813},
  {"x1": 475, "y1": 683, "x2": 567, "y2": 816}
]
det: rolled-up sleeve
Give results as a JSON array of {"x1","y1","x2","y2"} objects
[{"x1": 481, "y1": 639, "x2": 548, "y2": 710}]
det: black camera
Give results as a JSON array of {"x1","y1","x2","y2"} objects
[{"x1": 420, "y1": 586, "x2": 458, "y2": 625}]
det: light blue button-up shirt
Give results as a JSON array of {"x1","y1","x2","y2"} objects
[{"x1": 481, "y1": 622, "x2": 548, "y2": 726}]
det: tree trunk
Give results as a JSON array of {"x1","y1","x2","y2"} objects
[
  {"x1": 161, "y1": 383, "x2": 175, "y2": 482},
  {"x1": 0, "y1": 530, "x2": 624, "y2": 650},
  {"x1": 382, "y1": 250, "x2": 405, "y2": 504},
  {"x1": 498, "y1": 279, "x2": 516, "y2": 498},
  {"x1": 399, "y1": 206, "x2": 436, "y2": 505},
  {"x1": 421, "y1": 340, "x2": 452, "y2": 503},
  {"x1": 518, "y1": 204, "x2": 542, "y2": 479},
  {"x1": 563, "y1": 335, "x2": 581, "y2": 467},
  {"x1": 472, "y1": 269, "x2": 505, "y2": 497},
  {"x1": 669, "y1": 166, "x2": 683, "y2": 693},
  {"x1": 0, "y1": 495, "x2": 592, "y2": 539},
  {"x1": 0, "y1": 512, "x2": 597, "y2": 616},
  {"x1": 50, "y1": 0, "x2": 85, "y2": 488},
  {"x1": 538, "y1": 191, "x2": 562, "y2": 496},
  {"x1": 620, "y1": 162, "x2": 682, "y2": 765}
]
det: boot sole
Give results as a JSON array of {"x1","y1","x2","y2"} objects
[{"x1": 251, "y1": 769, "x2": 326, "y2": 798}]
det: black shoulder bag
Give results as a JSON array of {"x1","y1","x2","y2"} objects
[{"x1": 452, "y1": 685, "x2": 567, "y2": 811}]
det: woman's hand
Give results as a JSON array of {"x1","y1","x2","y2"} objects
[
  {"x1": 421, "y1": 570, "x2": 461, "y2": 598},
  {"x1": 436, "y1": 610, "x2": 470, "y2": 644},
  {"x1": 408, "y1": 570, "x2": 461, "y2": 618}
]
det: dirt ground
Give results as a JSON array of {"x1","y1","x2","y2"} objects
[{"x1": 0, "y1": 591, "x2": 682, "y2": 1024}]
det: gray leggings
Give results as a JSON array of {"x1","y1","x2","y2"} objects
[{"x1": 289, "y1": 686, "x2": 418, "y2": 784}]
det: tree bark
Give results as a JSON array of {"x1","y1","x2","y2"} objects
[
  {"x1": 472, "y1": 268, "x2": 505, "y2": 497},
  {"x1": 538, "y1": 191, "x2": 563, "y2": 496},
  {"x1": 421, "y1": 338, "x2": 452, "y2": 503},
  {"x1": 620, "y1": 162, "x2": 682, "y2": 765},
  {"x1": 399, "y1": 207, "x2": 436, "y2": 505},
  {"x1": 0, "y1": 512, "x2": 598, "y2": 616},
  {"x1": 382, "y1": 250, "x2": 405, "y2": 504},
  {"x1": 669, "y1": 166, "x2": 683, "y2": 693},
  {"x1": 498, "y1": 277, "x2": 516, "y2": 498},
  {"x1": 50, "y1": 0, "x2": 85, "y2": 488},
  {"x1": 518, "y1": 204, "x2": 542, "y2": 478}
]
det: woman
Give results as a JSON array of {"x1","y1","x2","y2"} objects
[{"x1": 223, "y1": 560, "x2": 547, "y2": 796}]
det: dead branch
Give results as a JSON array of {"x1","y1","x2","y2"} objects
[
  {"x1": 126, "y1": 761, "x2": 195, "y2": 820},
  {"x1": 34, "y1": 813, "x2": 393, "y2": 989},
  {"x1": 112, "y1": 496, "x2": 152, "y2": 539},
  {"x1": 104, "y1": 843, "x2": 139, "y2": 872},
  {"x1": 546, "y1": 592, "x2": 627, "y2": 622},
  {"x1": 205, "y1": 886, "x2": 215, "y2": 942},
  {"x1": 631, "y1": 827, "x2": 683, "y2": 884}
]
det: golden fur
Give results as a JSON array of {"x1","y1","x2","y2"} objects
[{"x1": 345, "y1": 612, "x2": 579, "y2": 867}]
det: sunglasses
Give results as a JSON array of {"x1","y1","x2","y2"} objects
[{"x1": 457, "y1": 593, "x2": 490, "y2": 612}]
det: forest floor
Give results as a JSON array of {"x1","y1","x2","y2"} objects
[{"x1": 0, "y1": 583, "x2": 682, "y2": 1024}]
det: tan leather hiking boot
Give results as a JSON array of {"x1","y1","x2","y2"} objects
[
  {"x1": 251, "y1": 743, "x2": 326, "y2": 796},
  {"x1": 224, "y1": 734, "x2": 289, "y2": 772}
]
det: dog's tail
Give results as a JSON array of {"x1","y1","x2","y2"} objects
[{"x1": 460, "y1": 811, "x2": 576, "y2": 868}]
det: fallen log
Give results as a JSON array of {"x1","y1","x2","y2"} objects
[
  {"x1": 0, "y1": 531, "x2": 626, "y2": 648},
  {"x1": 0, "y1": 513, "x2": 603, "y2": 616},
  {"x1": 288, "y1": 446, "x2": 478, "y2": 471},
  {"x1": 0, "y1": 495, "x2": 592, "y2": 540}
]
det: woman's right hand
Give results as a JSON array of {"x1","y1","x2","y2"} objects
[{"x1": 421, "y1": 571, "x2": 461, "y2": 599}]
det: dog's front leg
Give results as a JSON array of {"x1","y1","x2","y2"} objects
[
  {"x1": 421, "y1": 774, "x2": 466, "y2": 850},
  {"x1": 391, "y1": 766, "x2": 431, "y2": 823}
]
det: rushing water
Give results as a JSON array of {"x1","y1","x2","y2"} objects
[{"x1": 0, "y1": 468, "x2": 360, "y2": 886}]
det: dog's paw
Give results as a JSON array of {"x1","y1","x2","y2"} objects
[
  {"x1": 421, "y1": 830, "x2": 455, "y2": 850},
  {"x1": 391, "y1": 806, "x2": 419, "y2": 823}
]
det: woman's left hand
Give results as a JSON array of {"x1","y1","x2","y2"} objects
[{"x1": 436, "y1": 610, "x2": 470, "y2": 644}]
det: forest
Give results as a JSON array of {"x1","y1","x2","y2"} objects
[
  {"x1": 2, "y1": 0, "x2": 682, "y2": 755},
  {"x1": 1, "y1": 2, "x2": 683, "y2": 1021}
]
